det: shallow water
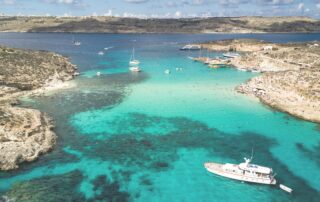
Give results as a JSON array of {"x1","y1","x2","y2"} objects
[{"x1": 0, "y1": 33, "x2": 320, "y2": 202}]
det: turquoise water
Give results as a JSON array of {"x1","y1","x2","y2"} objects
[{"x1": 0, "y1": 33, "x2": 320, "y2": 201}]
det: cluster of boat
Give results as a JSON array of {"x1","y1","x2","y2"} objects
[
  {"x1": 98, "y1": 47, "x2": 114, "y2": 56},
  {"x1": 182, "y1": 44, "x2": 240, "y2": 69}
]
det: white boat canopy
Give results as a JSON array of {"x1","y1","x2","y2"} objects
[{"x1": 238, "y1": 163, "x2": 272, "y2": 174}]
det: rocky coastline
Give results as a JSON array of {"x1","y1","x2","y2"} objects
[
  {"x1": 0, "y1": 46, "x2": 77, "y2": 170},
  {"x1": 201, "y1": 39, "x2": 320, "y2": 123}
]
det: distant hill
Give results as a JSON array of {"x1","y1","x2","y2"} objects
[{"x1": 0, "y1": 16, "x2": 319, "y2": 33}]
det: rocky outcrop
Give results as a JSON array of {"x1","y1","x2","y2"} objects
[
  {"x1": 202, "y1": 39, "x2": 320, "y2": 72},
  {"x1": 236, "y1": 68, "x2": 320, "y2": 123},
  {"x1": 0, "y1": 106, "x2": 56, "y2": 170},
  {"x1": 0, "y1": 46, "x2": 77, "y2": 170},
  {"x1": 202, "y1": 39, "x2": 320, "y2": 123},
  {"x1": 0, "y1": 46, "x2": 76, "y2": 91}
]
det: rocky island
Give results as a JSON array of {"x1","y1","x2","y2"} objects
[
  {"x1": 0, "y1": 46, "x2": 77, "y2": 170},
  {"x1": 200, "y1": 39, "x2": 320, "y2": 123}
]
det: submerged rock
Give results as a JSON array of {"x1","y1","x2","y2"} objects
[{"x1": 5, "y1": 171, "x2": 85, "y2": 202}]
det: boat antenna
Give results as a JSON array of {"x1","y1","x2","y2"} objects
[{"x1": 250, "y1": 148, "x2": 254, "y2": 161}]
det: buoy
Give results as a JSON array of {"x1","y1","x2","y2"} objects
[{"x1": 279, "y1": 184, "x2": 293, "y2": 193}]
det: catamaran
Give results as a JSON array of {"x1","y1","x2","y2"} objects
[
  {"x1": 129, "y1": 48, "x2": 140, "y2": 66},
  {"x1": 204, "y1": 157, "x2": 277, "y2": 185}
]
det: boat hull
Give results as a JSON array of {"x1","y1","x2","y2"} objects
[
  {"x1": 129, "y1": 60, "x2": 140, "y2": 66},
  {"x1": 204, "y1": 163, "x2": 276, "y2": 185},
  {"x1": 129, "y1": 67, "x2": 141, "y2": 72}
]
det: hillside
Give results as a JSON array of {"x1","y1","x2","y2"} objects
[{"x1": 0, "y1": 16, "x2": 319, "y2": 33}]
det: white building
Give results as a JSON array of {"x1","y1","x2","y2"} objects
[{"x1": 263, "y1": 45, "x2": 273, "y2": 51}]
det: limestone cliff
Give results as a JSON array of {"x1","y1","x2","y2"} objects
[
  {"x1": 201, "y1": 39, "x2": 320, "y2": 123},
  {"x1": 0, "y1": 46, "x2": 77, "y2": 170}
]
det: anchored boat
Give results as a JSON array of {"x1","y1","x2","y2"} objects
[
  {"x1": 180, "y1": 44, "x2": 201, "y2": 50},
  {"x1": 72, "y1": 35, "x2": 81, "y2": 46},
  {"x1": 204, "y1": 157, "x2": 276, "y2": 185},
  {"x1": 129, "y1": 48, "x2": 140, "y2": 66},
  {"x1": 222, "y1": 52, "x2": 240, "y2": 58}
]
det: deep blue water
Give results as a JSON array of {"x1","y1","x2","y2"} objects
[{"x1": 0, "y1": 33, "x2": 320, "y2": 202}]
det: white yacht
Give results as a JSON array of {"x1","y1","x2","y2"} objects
[
  {"x1": 180, "y1": 44, "x2": 201, "y2": 50},
  {"x1": 204, "y1": 157, "x2": 277, "y2": 185},
  {"x1": 129, "y1": 48, "x2": 140, "y2": 66}
]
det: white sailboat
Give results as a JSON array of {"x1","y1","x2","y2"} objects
[{"x1": 129, "y1": 48, "x2": 140, "y2": 66}]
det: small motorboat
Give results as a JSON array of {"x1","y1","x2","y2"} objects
[
  {"x1": 72, "y1": 36, "x2": 81, "y2": 46},
  {"x1": 96, "y1": 72, "x2": 101, "y2": 76},
  {"x1": 98, "y1": 51, "x2": 104, "y2": 56},
  {"x1": 279, "y1": 184, "x2": 293, "y2": 193},
  {"x1": 73, "y1": 41, "x2": 81, "y2": 46},
  {"x1": 129, "y1": 66, "x2": 141, "y2": 72},
  {"x1": 164, "y1": 69, "x2": 171, "y2": 74},
  {"x1": 223, "y1": 52, "x2": 240, "y2": 58},
  {"x1": 204, "y1": 156, "x2": 276, "y2": 185},
  {"x1": 104, "y1": 46, "x2": 113, "y2": 50},
  {"x1": 180, "y1": 44, "x2": 201, "y2": 50}
]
